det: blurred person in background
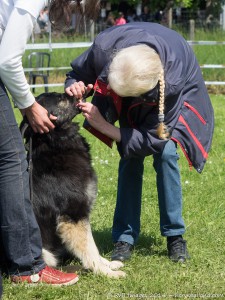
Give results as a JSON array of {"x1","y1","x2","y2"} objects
[
  {"x1": 126, "y1": 8, "x2": 137, "y2": 22},
  {"x1": 106, "y1": 11, "x2": 115, "y2": 27},
  {"x1": 37, "y1": 6, "x2": 49, "y2": 31},
  {"x1": 115, "y1": 12, "x2": 126, "y2": 25},
  {"x1": 140, "y1": 5, "x2": 153, "y2": 22}
]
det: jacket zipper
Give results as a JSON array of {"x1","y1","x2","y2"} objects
[{"x1": 178, "y1": 115, "x2": 208, "y2": 159}]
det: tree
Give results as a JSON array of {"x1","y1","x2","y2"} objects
[
  {"x1": 108, "y1": 0, "x2": 193, "y2": 10},
  {"x1": 107, "y1": 0, "x2": 225, "y2": 14}
]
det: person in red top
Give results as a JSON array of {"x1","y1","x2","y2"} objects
[{"x1": 115, "y1": 12, "x2": 126, "y2": 25}]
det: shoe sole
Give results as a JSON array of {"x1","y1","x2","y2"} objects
[
  {"x1": 12, "y1": 276, "x2": 79, "y2": 287},
  {"x1": 169, "y1": 255, "x2": 190, "y2": 263}
]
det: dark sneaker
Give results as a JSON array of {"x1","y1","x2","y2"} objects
[
  {"x1": 111, "y1": 241, "x2": 133, "y2": 261},
  {"x1": 167, "y1": 236, "x2": 190, "y2": 263}
]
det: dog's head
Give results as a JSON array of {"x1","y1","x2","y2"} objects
[
  {"x1": 20, "y1": 92, "x2": 82, "y2": 145},
  {"x1": 36, "y1": 92, "x2": 81, "y2": 128}
]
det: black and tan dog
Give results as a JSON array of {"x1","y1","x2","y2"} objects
[{"x1": 20, "y1": 92, "x2": 125, "y2": 278}]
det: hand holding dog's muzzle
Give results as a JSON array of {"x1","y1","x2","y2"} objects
[{"x1": 65, "y1": 81, "x2": 93, "y2": 100}]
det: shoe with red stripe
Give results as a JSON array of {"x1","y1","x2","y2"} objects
[{"x1": 11, "y1": 266, "x2": 79, "y2": 286}]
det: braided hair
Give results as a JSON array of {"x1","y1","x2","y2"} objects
[{"x1": 157, "y1": 71, "x2": 169, "y2": 140}]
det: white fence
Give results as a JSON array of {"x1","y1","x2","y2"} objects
[
  {"x1": 26, "y1": 42, "x2": 92, "y2": 50},
  {"x1": 25, "y1": 41, "x2": 225, "y2": 88}
]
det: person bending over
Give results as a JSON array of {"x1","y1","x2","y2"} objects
[{"x1": 65, "y1": 22, "x2": 214, "y2": 263}]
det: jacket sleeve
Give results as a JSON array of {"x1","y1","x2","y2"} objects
[
  {"x1": 0, "y1": 8, "x2": 36, "y2": 109},
  {"x1": 117, "y1": 127, "x2": 168, "y2": 158},
  {"x1": 117, "y1": 111, "x2": 168, "y2": 158},
  {"x1": 65, "y1": 46, "x2": 98, "y2": 88}
]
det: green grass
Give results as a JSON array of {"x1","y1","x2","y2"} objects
[
  {"x1": 3, "y1": 31, "x2": 225, "y2": 299},
  {"x1": 2, "y1": 93, "x2": 225, "y2": 300}
]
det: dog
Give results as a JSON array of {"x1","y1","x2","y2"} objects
[{"x1": 20, "y1": 92, "x2": 125, "y2": 278}]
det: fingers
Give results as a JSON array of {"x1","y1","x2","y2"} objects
[
  {"x1": 65, "y1": 87, "x2": 73, "y2": 96},
  {"x1": 25, "y1": 102, "x2": 57, "y2": 134},
  {"x1": 30, "y1": 119, "x2": 54, "y2": 134},
  {"x1": 86, "y1": 84, "x2": 93, "y2": 93},
  {"x1": 65, "y1": 81, "x2": 85, "y2": 98},
  {"x1": 76, "y1": 102, "x2": 91, "y2": 120},
  {"x1": 34, "y1": 113, "x2": 56, "y2": 133},
  {"x1": 49, "y1": 114, "x2": 58, "y2": 121},
  {"x1": 76, "y1": 101, "x2": 90, "y2": 112},
  {"x1": 65, "y1": 81, "x2": 93, "y2": 99}
]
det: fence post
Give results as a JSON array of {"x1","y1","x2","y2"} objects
[
  {"x1": 189, "y1": 19, "x2": 195, "y2": 41},
  {"x1": 168, "y1": 8, "x2": 172, "y2": 28},
  {"x1": 90, "y1": 21, "x2": 95, "y2": 42},
  {"x1": 221, "y1": 5, "x2": 225, "y2": 30}
]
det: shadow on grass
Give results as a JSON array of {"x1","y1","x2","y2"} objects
[
  {"x1": 59, "y1": 229, "x2": 167, "y2": 274},
  {"x1": 91, "y1": 228, "x2": 167, "y2": 258}
]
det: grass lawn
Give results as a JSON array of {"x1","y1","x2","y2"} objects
[
  {"x1": 2, "y1": 32, "x2": 225, "y2": 299},
  {"x1": 1, "y1": 92, "x2": 224, "y2": 300}
]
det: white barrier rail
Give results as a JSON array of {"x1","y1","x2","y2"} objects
[
  {"x1": 25, "y1": 41, "x2": 225, "y2": 86},
  {"x1": 200, "y1": 64, "x2": 225, "y2": 68},
  {"x1": 29, "y1": 81, "x2": 225, "y2": 89},
  {"x1": 25, "y1": 41, "x2": 225, "y2": 50},
  {"x1": 26, "y1": 42, "x2": 92, "y2": 50},
  {"x1": 24, "y1": 67, "x2": 69, "y2": 72},
  {"x1": 30, "y1": 83, "x2": 64, "y2": 88},
  {"x1": 188, "y1": 41, "x2": 225, "y2": 45},
  {"x1": 25, "y1": 65, "x2": 225, "y2": 88},
  {"x1": 205, "y1": 81, "x2": 225, "y2": 85},
  {"x1": 23, "y1": 64, "x2": 225, "y2": 73}
]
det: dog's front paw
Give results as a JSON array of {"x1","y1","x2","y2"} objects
[
  {"x1": 100, "y1": 256, "x2": 124, "y2": 270},
  {"x1": 109, "y1": 260, "x2": 124, "y2": 270},
  {"x1": 98, "y1": 257, "x2": 126, "y2": 277}
]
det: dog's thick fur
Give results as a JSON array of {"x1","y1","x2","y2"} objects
[{"x1": 20, "y1": 92, "x2": 125, "y2": 278}]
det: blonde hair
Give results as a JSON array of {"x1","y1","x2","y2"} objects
[
  {"x1": 108, "y1": 44, "x2": 169, "y2": 140},
  {"x1": 108, "y1": 45, "x2": 162, "y2": 97},
  {"x1": 157, "y1": 71, "x2": 169, "y2": 139}
]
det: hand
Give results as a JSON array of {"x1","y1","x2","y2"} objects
[
  {"x1": 77, "y1": 102, "x2": 106, "y2": 131},
  {"x1": 77, "y1": 102, "x2": 121, "y2": 142},
  {"x1": 65, "y1": 81, "x2": 93, "y2": 99},
  {"x1": 24, "y1": 101, "x2": 57, "y2": 134}
]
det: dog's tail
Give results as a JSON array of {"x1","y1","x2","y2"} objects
[{"x1": 42, "y1": 248, "x2": 58, "y2": 267}]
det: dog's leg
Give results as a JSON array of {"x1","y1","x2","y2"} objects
[{"x1": 57, "y1": 217, "x2": 126, "y2": 278}]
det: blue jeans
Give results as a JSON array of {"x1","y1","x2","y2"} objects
[
  {"x1": 0, "y1": 79, "x2": 45, "y2": 275},
  {"x1": 112, "y1": 140, "x2": 185, "y2": 245}
]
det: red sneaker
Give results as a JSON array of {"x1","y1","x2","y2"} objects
[{"x1": 11, "y1": 266, "x2": 79, "y2": 286}]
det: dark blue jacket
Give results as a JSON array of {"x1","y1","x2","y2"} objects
[{"x1": 65, "y1": 22, "x2": 214, "y2": 173}]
